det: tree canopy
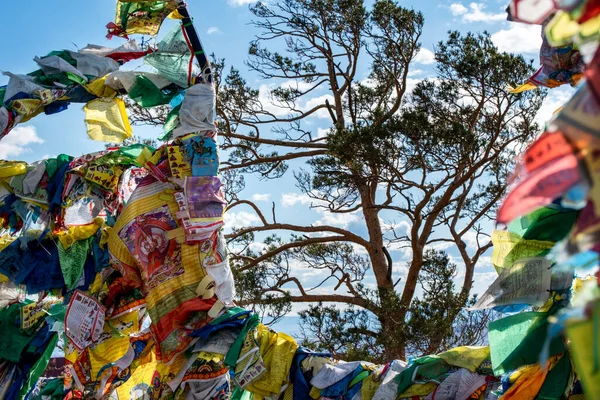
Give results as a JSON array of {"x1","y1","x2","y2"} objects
[{"x1": 130, "y1": 0, "x2": 546, "y2": 361}]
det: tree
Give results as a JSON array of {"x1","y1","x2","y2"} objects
[
  {"x1": 218, "y1": 0, "x2": 545, "y2": 361},
  {"x1": 297, "y1": 249, "x2": 493, "y2": 361},
  {"x1": 402, "y1": 250, "x2": 491, "y2": 357},
  {"x1": 129, "y1": 0, "x2": 545, "y2": 361}
]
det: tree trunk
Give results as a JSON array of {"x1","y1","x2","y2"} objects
[
  {"x1": 359, "y1": 183, "x2": 407, "y2": 360},
  {"x1": 363, "y1": 206, "x2": 392, "y2": 290},
  {"x1": 398, "y1": 251, "x2": 424, "y2": 318},
  {"x1": 378, "y1": 289, "x2": 407, "y2": 361},
  {"x1": 459, "y1": 260, "x2": 475, "y2": 302}
]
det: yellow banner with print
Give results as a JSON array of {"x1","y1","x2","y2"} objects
[{"x1": 84, "y1": 98, "x2": 133, "y2": 143}]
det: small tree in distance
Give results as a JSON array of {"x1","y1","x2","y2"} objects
[{"x1": 129, "y1": 0, "x2": 545, "y2": 361}]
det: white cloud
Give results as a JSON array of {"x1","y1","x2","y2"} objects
[
  {"x1": 303, "y1": 94, "x2": 335, "y2": 119},
  {"x1": 257, "y1": 82, "x2": 330, "y2": 119},
  {"x1": 248, "y1": 242, "x2": 268, "y2": 252},
  {"x1": 413, "y1": 48, "x2": 435, "y2": 65},
  {"x1": 315, "y1": 211, "x2": 361, "y2": 229},
  {"x1": 280, "y1": 79, "x2": 315, "y2": 92},
  {"x1": 407, "y1": 69, "x2": 424, "y2": 77},
  {"x1": 471, "y1": 271, "x2": 498, "y2": 296},
  {"x1": 224, "y1": 211, "x2": 261, "y2": 228},
  {"x1": 281, "y1": 191, "x2": 361, "y2": 227},
  {"x1": 462, "y1": 230, "x2": 480, "y2": 251},
  {"x1": 251, "y1": 193, "x2": 272, "y2": 202},
  {"x1": 385, "y1": 235, "x2": 414, "y2": 258},
  {"x1": 392, "y1": 260, "x2": 409, "y2": 275},
  {"x1": 535, "y1": 87, "x2": 575, "y2": 128},
  {"x1": 491, "y1": 23, "x2": 542, "y2": 54},
  {"x1": 0, "y1": 125, "x2": 44, "y2": 159},
  {"x1": 449, "y1": 3, "x2": 468, "y2": 15},
  {"x1": 405, "y1": 77, "x2": 424, "y2": 94},
  {"x1": 403, "y1": 77, "x2": 439, "y2": 98},
  {"x1": 426, "y1": 241, "x2": 455, "y2": 252},
  {"x1": 360, "y1": 77, "x2": 377, "y2": 88},
  {"x1": 227, "y1": 0, "x2": 255, "y2": 6},
  {"x1": 317, "y1": 128, "x2": 330, "y2": 138},
  {"x1": 476, "y1": 256, "x2": 493, "y2": 270},
  {"x1": 281, "y1": 192, "x2": 313, "y2": 207},
  {"x1": 380, "y1": 218, "x2": 410, "y2": 235},
  {"x1": 295, "y1": 261, "x2": 331, "y2": 279},
  {"x1": 449, "y1": 2, "x2": 506, "y2": 23},
  {"x1": 207, "y1": 27, "x2": 222, "y2": 35},
  {"x1": 257, "y1": 84, "x2": 291, "y2": 117},
  {"x1": 351, "y1": 242, "x2": 369, "y2": 255}
]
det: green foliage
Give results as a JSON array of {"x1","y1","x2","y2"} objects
[
  {"x1": 405, "y1": 250, "x2": 491, "y2": 356},
  {"x1": 230, "y1": 232, "x2": 293, "y2": 325},
  {"x1": 314, "y1": 31, "x2": 543, "y2": 206},
  {"x1": 296, "y1": 249, "x2": 491, "y2": 361},
  {"x1": 299, "y1": 303, "x2": 382, "y2": 363},
  {"x1": 199, "y1": 0, "x2": 546, "y2": 361}
]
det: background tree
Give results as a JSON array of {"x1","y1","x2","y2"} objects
[
  {"x1": 105, "y1": 135, "x2": 158, "y2": 149},
  {"x1": 129, "y1": 0, "x2": 545, "y2": 361}
]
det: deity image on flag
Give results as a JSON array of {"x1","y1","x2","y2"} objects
[{"x1": 119, "y1": 206, "x2": 182, "y2": 286}]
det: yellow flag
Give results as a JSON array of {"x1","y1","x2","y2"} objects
[
  {"x1": 507, "y1": 81, "x2": 538, "y2": 94},
  {"x1": 85, "y1": 76, "x2": 117, "y2": 98},
  {"x1": 438, "y1": 346, "x2": 490, "y2": 372},
  {"x1": 0, "y1": 161, "x2": 27, "y2": 179},
  {"x1": 491, "y1": 230, "x2": 555, "y2": 272},
  {"x1": 114, "y1": 349, "x2": 160, "y2": 400},
  {"x1": 565, "y1": 313, "x2": 600, "y2": 400},
  {"x1": 0, "y1": 235, "x2": 17, "y2": 253},
  {"x1": 360, "y1": 367, "x2": 382, "y2": 400},
  {"x1": 545, "y1": 10, "x2": 600, "y2": 47},
  {"x1": 84, "y1": 98, "x2": 132, "y2": 143},
  {"x1": 246, "y1": 324, "x2": 298, "y2": 398},
  {"x1": 55, "y1": 219, "x2": 103, "y2": 249},
  {"x1": 577, "y1": 13, "x2": 600, "y2": 43},
  {"x1": 10, "y1": 99, "x2": 44, "y2": 122},
  {"x1": 499, "y1": 355, "x2": 561, "y2": 399},
  {"x1": 89, "y1": 311, "x2": 139, "y2": 381},
  {"x1": 167, "y1": 9, "x2": 185, "y2": 19},
  {"x1": 398, "y1": 382, "x2": 438, "y2": 398},
  {"x1": 545, "y1": 11, "x2": 580, "y2": 47}
]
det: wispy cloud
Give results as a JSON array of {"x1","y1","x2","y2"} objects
[
  {"x1": 449, "y1": 2, "x2": 506, "y2": 23},
  {"x1": 280, "y1": 79, "x2": 315, "y2": 92},
  {"x1": 281, "y1": 192, "x2": 313, "y2": 207},
  {"x1": 251, "y1": 193, "x2": 272, "y2": 202},
  {"x1": 207, "y1": 26, "x2": 222, "y2": 35},
  {"x1": 224, "y1": 210, "x2": 261, "y2": 229},
  {"x1": 227, "y1": 0, "x2": 256, "y2": 6},
  {"x1": 535, "y1": 87, "x2": 575, "y2": 128},
  {"x1": 302, "y1": 94, "x2": 336, "y2": 119},
  {"x1": 314, "y1": 211, "x2": 360, "y2": 229},
  {"x1": 317, "y1": 128, "x2": 330, "y2": 138},
  {"x1": 280, "y1": 191, "x2": 361, "y2": 228},
  {"x1": 255, "y1": 79, "x2": 329, "y2": 118},
  {"x1": 407, "y1": 69, "x2": 424, "y2": 77}
]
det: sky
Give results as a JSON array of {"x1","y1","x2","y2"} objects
[{"x1": 0, "y1": 1, "x2": 575, "y2": 336}]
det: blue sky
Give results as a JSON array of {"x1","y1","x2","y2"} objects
[{"x1": 0, "y1": 1, "x2": 574, "y2": 335}]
